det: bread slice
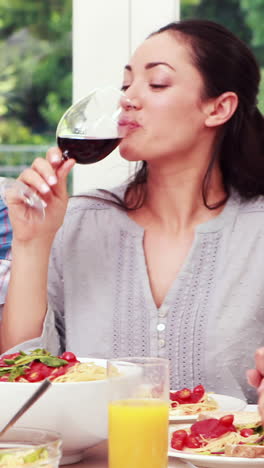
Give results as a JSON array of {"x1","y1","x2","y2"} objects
[{"x1": 225, "y1": 443, "x2": 264, "y2": 458}]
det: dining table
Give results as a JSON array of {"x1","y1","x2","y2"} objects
[
  {"x1": 63, "y1": 404, "x2": 257, "y2": 468},
  {"x1": 63, "y1": 440, "x2": 191, "y2": 468}
]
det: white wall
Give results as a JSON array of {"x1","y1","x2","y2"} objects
[{"x1": 72, "y1": 0, "x2": 180, "y2": 193}]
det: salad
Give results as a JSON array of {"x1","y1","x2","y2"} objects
[
  {"x1": 0, "y1": 349, "x2": 106, "y2": 382},
  {"x1": 0, "y1": 446, "x2": 55, "y2": 467}
]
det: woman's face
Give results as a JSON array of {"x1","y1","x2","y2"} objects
[{"x1": 118, "y1": 31, "x2": 213, "y2": 164}]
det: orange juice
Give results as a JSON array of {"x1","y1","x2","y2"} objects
[{"x1": 108, "y1": 398, "x2": 169, "y2": 468}]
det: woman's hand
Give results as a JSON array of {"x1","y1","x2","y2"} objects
[
  {"x1": 6, "y1": 147, "x2": 75, "y2": 243},
  {"x1": 247, "y1": 347, "x2": 264, "y2": 424}
]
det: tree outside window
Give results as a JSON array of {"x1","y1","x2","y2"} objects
[
  {"x1": 181, "y1": 0, "x2": 264, "y2": 113},
  {"x1": 0, "y1": 0, "x2": 72, "y2": 179}
]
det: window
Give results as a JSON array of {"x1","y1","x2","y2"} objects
[
  {"x1": 0, "y1": 0, "x2": 72, "y2": 181},
  {"x1": 180, "y1": 0, "x2": 264, "y2": 113}
]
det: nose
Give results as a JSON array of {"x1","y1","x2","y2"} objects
[{"x1": 120, "y1": 94, "x2": 136, "y2": 111}]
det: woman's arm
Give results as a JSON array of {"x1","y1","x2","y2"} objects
[{"x1": 0, "y1": 148, "x2": 75, "y2": 352}]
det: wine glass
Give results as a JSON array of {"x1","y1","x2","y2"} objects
[
  {"x1": 56, "y1": 86, "x2": 129, "y2": 164},
  {"x1": 0, "y1": 177, "x2": 46, "y2": 219},
  {"x1": 0, "y1": 86, "x2": 129, "y2": 217}
]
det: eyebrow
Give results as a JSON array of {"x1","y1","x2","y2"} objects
[{"x1": 124, "y1": 62, "x2": 175, "y2": 72}]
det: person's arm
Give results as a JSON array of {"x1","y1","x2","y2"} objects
[
  {"x1": 0, "y1": 149, "x2": 75, "y2": 353},
  {"x1": 0, "y1": 200, "x2": 12, "y2": 305}
]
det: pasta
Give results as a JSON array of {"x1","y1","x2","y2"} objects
[
  {"x1": 170, "y1": 393, "x2": 218, "y2": 416},
  {"x1": 52, "y1": 362, "x2": 107, "y2": 382}
]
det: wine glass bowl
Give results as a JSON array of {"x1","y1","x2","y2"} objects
[{"x1": 56, "y1": 87, "x2": 129, "y2": 164}]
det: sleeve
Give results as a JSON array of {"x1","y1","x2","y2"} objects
[{"x1": 0, "y1": 200, "x2": 12, "y2": 305}]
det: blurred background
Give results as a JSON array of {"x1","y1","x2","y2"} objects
[{"x1": 0, "y1": 0, "x2": 263, "y2": 192}]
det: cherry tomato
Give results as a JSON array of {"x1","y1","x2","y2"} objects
[
  {"x1": 240, "y1": 428, "x2": 254, "y2": 437},
  {"x1": 171, "y1": 437, "x2": 185, "y2": 450},
  {"x1": 177, "y1": 388, "x2": 192, "y2": 400},
  {"x1": 3, "y1": 353, "x2": 21, "y2": 360},
  {"x1": 185, "y1": 434, "x2": 202, "y2": 448},
  {"x1": 219, "y1": 414, "x2": 234, "y2": 426},
  {"x1": 0, "y1": 353, "x2": 21, "y2": 367},
  {"x1": 49, "y1": 361, "x2": 76, "y2": 381},
  {"x1": 172, "y1": 430, "x2": 188, "y2": 440},
  {"x1": 193, "y1": 384, "x2": 205, "y2": 398},
  {"x1": 25, "y1": 370, "x2": 45, "y2": 382},
  {"x1": 189, "y1": 393, "x2": 202, "y2": 403},
  {"x1": 24, "y1": 362, "x2": 52, "y2": 382},
  {"x1": 0, "y1": 376, "x2": 9, "y2": 382},
  {"x1": 59, "y1": 351, "x2": 78, "y2": 362},
  {"x1": 171, "y1": 402, "x2": 178, "y2": 408},
  {"x1": 170, "y1": 391, "x2": 187, "y2": 404},
  {"x1": 170, "y1": 391, "x2": 179, "y2": 401}
]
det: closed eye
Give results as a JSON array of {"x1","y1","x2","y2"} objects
[{"x1": 150, "y1": 84, "x2": 168, "y2": 89}]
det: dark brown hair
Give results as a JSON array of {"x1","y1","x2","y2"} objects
[{"x1": 79, "y1": 19, "x2": 264, "y2": 210}]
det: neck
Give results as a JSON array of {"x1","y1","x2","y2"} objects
[{"x1": 134, "y1": 161, "x2": 226, "y2": 233}]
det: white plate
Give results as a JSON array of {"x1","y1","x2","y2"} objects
[
  {"x1": 168, "y1": 448, "x2": 264, "y2": 468},
  {"x1": 169, "y1": 393, "x2": 247, "y2": 423}
]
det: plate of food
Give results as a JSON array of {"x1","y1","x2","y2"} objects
[
  {"x1": 168, "y1": 411, "x2": 264, "y2": 468},
  {"x1": 169, "y1": 385, "x2": 247, "y2": 423}
]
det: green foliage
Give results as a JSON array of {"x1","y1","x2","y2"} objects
[
  {"x1": 0, "y1": 0, "x2": 72, "y2": 144},
  {"x1": 241, "y1": 0, "x2": 264, "y2": 47},
  {"x1": 258, "y1": 68, "x2": 264, "y2": 114},
  {"x1": 181, "y1": 0, "x2": 264, "y2": 113},
  {"x1": 181, "y1": 0, "x2": 252, "y2": 43}
]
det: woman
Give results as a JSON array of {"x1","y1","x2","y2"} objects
[{"x1": 1, "y1": 19, "x2": 264, "y2": 403}]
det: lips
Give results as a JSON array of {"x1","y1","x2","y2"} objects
[{"x1": 118, "y1": 117, "x2": 141, "y2": 130}]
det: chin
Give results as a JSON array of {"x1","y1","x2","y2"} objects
[{"x1": 119, "y1": 142, "x2": 144, "y2": 162}]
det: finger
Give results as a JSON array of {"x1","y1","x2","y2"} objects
[
  {"x1": 52, "y1": 159, "x2": 75, "y2": 198},
  {"x1": 255, "y1": 347, "x2": 264, "y2": 375},
  {"x1": 46, "y1": 147, "x2": 63, "y2": 170},
  {"x1": 258, "y1": 378, "x2": 264, "y2": 393},
  {"x1": 18, "y1": 166, "x2": 53, "y2": 197},
  {"x1": 31, "y1": 157, "x2": 58, "y2": 189},
  {"x1": 258, "y1": 388, "x2": 264, "y2": 425},
  {"x1": 246, "y1": 369, "x2": 262, "y2": 388}
]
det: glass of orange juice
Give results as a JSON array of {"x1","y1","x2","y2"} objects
[{"x1": 107, "y1": 357, "x2": 170, "y2": 468}]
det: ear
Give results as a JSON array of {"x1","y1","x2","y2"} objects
[{"x1": 204, "y1": 92, "x2": 238, "y2": 128}]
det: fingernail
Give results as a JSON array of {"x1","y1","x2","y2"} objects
[
  {"x1": 50, "y1": 153, "x2": 61, "y2": 163},
  {"x1": 48, "y1": 175, "x2": 57, "y2": 185},
  {"x1": 41, "y1": 200, "x2": 48, "y2": 208},
  {"x1": 40, "y1": 183, "x2": 50, "y2": 194}
]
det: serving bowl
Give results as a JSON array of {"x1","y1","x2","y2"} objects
[
  {"x1": 0, "y1": 358, "x2": 109, "y2": 465},
  {"x1": 0, "y1": 427, "x2": 61, "y2": 467}
]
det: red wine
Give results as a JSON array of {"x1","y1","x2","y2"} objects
[{"x1": 57, "y1": 136, "x2": 121, "y2": 164}]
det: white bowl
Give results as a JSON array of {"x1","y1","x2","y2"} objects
[{"x1": 0, "y1": 358, "x2": 109, "y2": 465}]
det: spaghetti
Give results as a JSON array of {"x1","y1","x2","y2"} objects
[
  {"x1": 170, "y1": 393, "x2": 218, "y2": 416},
  {"x1": 52, "y1": 361, "x2": 107, "y2": 382}
]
